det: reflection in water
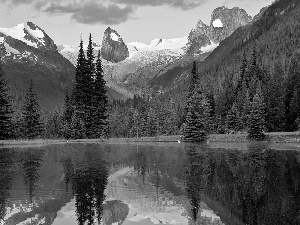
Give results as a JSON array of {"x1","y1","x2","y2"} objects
[
  {"x1": 184, "y1": 145, "x2": 300, "y2": 225},
  {"x1": 0, "y1": 148, "x2": 14, "y2": 222},
  {"x1": 72, "y1": 159, "x2": 108, "y2": 225},
  {"x1": 1, "y1": 144, "x2": 300, "y2": 225}
]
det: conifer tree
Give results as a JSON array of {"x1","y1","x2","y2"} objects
[
  {"x1": 62, "y1": 90, "x2": 73, "y2": 139},
  {"x1": 73, "y1": 38, "x2": 86, "y2": 110},
  {"x1": 226, "y1": 102, "x2": 241, "y2": 132},
  {"x1": 21, "y1": 80, "x2": 43, "y2": 139},
  {"x1": 247, "y1": 86, "x2": 266, "y2": 140},
  {"x1": 0, "y1": 58, "x2": 12, "y2": 139},
  {"x1": 266, "y1": 66, "x2": 286, "y2": 131},
  {"x1": 90, "y1": 51, "x2": 108, "y2": 138},
  {"x1": 70, "y1": 109, "x2": 86, "y2": 139},
  {"x1": 84, "y1": 34, "x2": 95, "y2": 137},
  {"x1": 241, "y1": 90, "x2": 251, "y2": 130},
  {"x1": 183, "y1": 65, "x2": 206, "y2": 142}
]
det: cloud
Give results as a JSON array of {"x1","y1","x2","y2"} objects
[
  {"x1": 111, "y1": 0, "x2": 207, "y2": 10},
  {"x1": 43, "y1": 1, "x2": 135, "y2": 24}
]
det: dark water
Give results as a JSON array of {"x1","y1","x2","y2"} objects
[{"x1": 1, "y1": 143, "x2": 300, "y2": 225}]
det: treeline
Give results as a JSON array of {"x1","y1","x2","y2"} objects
[{"x1": 0, "y1": 34, "x2": 108, "y2": 140}]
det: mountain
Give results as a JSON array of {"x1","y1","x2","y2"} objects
[
  {"x1": 59, "y1": 35, "x2": 188, "y2": 95},
  {"x1": 148, "y1": 6, "x2": 252, "y2": 93},
  {"x1": 0, "y1": 22, "x2": 130, "y2": 111},
  {"x1": 57, "y1": 6, "x2": 253, "y2": 97},
  {"x1": 101, "y1": 27, "x2": 129, "y2": 63},
  {"x1": 0, "y1": 22, "x2": 75, "y2": 110},
  {"x1": 187, "y1": 7, "x2": 252, "y2": 54}
]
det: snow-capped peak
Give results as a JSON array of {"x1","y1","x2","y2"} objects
[
  {"x1": 212, "y1": 19, "x2": 223, "y2": 27},
  {"x1": 0, "y1": 22, "x2": 45, "y2": 48}
]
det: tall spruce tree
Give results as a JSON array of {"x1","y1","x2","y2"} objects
[
  {"x1": 183, "y1": 63, "x2": 206, "y2": 142},
  {"x1": 0, "y1": 58, "x2": 12, "y2": 139},
  {"x1": 90, "y1": 51, "x2": 108, "y2": 138},
  {"x1": 62, "y1": 90, "x2": 73, "y2": 139},
  {"x1": 21, "y1": 80, "x2": 43, "y2": 139},
  {"x1": 226, "y1": 102, "x2": 241, "y2": 132},
  {"x1": 247, "y1": 86, "x2": 266, "y2": 140},
  {"x1": 85, "y1": 34, "x2": 95, "y2": 137}
]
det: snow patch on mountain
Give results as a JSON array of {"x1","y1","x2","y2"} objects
[
  {"x1": 212, "y1": 19, "x2": 223, "y2": 27},
  {"x1": 0, "y1": 37, "x2": 4, "y2": 43},
  {"x1": 127, "y1": 37, "x2": 188, "y2": 55},
  {"x1": 4, "y1": 43, "x2": 20, "y2": 56},
  {"x1": 201, "y1": 41, "x2": 219, "y2": 53},
  {"x1": 110, "y1": 33, "x2": 119, "y2": 42}
]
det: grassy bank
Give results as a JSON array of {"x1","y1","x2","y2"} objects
[{"x1": 0, "y1": 132, "x2": 299, "y2": 147}]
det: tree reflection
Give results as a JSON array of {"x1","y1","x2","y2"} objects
[
  {"x1": 20, "y1": 150, "x2": 43, "y2": 203},
  {"x1": 185, "y1": 146, "x2": 206, "y2": 223},
  {"x1": 72, "y1": 160, "x2": 108, "y2": 225},
  {"x1": 0, "y1": 148, "x2": 14, "y2": 222},
  {"x1": 183, "y1": 145, "x2": 300, "y2": 225},
  {"x1": 61, "y1": 157, "x2": 74, "y2": 192}
]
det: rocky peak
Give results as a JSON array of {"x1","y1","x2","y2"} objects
[
  {"x1": 101, "y1": 27, "x2": 129, "y2": 63},
  {"x1": 187, "y1": 6, "x2": 252, "y2": 54}
]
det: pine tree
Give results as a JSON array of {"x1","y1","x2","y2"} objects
[
  {"x1": 247, "y1": 86, "x2": 266, "y2": 140},
  {"x1": 21, "y1": 80, "x2": 43, "y2": 139},
  {"x1": 241, "y1": 90, "x2": 251, "y2": 130},
  {"x1": 90, "y1": 51, "x2": 108, "y2": 138},
  {"x1": 226, "y1": 102, "x2": 241, "y2": 132},
  {"x1": 84, "y1": 34, "x2": 95, "y2": 137},
  {"x1": 0, "y1": 58, "x2": 12, "y2": 139},
  {"x1": 62, "y1": 90, "x2": 73, "y2": 139},
  {"x1": 73, "y1": 38, "x2": 87, "y2": 110},
  {"x1": 70, "y1": 109, "x2": 86, "y2": 139},
  {"x1": 265, "y1": 66, "x2": 286, "y2": 131},
  {"x1": 183, "y1": 87, "x2": 206, "y2": 142}
]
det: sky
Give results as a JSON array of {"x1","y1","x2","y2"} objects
[{"x1": 0, "y1": 0, "x2": 274, "y2": 46}]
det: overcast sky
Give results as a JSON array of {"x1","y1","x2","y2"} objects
[{"x1": 0, "y1": 0, "x2": 273, "y2": 46}]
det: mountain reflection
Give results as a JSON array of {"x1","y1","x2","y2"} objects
[
  {"x1": 184, "y1": 145, "x2": 300, "y2": 225},
  {"x1": 0, "y1": 148, "x2": 14, "y2": 222}
]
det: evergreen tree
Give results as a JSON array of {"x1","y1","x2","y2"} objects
[
  {"x1": 73, "y1": 38, "x2": 86, "y2": 110},
  {"x1": 21, "y1": 80, "x2": 43, "y2": 139},
  {"x1": 247, "y1": 86, "x2": 266, "y2": 140},
  {"x1": 183, "y1": 89, "x2": 206, "y2": 142},
  {"x1": 62, "y1": 90, "x2": 73, "y2": 139},
  {"x1": 0, "y1": 58, "x2": 12, "y2": 139},
  {"x1": 84, "y1": 34, "x2": 95, "y2": 137},
  {"x1": 226, "y1": 102, "x2": 241, "y2": 132},
  {"x1": 265, "y1": 65, "x2": 286, "y2": 131},
  {"x1": 90, "y1": 51, "x2": 109, "y2": 138},
  {"x1": 241, "y1": 90, "x2": 251, "y2": 130},
  {"x1": 70, "y1": 109, "x2": 86, "y2": 139}
]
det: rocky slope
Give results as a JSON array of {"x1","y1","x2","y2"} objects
[{"x1": 101, "y1": 27, "x2": 129, "y2": 63}]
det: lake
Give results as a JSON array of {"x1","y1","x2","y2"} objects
[{"x1": 1, "y1": 142, "x2": 300, "y2": 225}]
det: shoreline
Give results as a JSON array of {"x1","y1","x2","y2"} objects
[{"x1": 0, "y1": 132, "x2": 299, "y2": 148}]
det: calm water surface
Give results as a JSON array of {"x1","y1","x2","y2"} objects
[{"x1": 1, "y1": 143, "x2": 300, "y2": 225}]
